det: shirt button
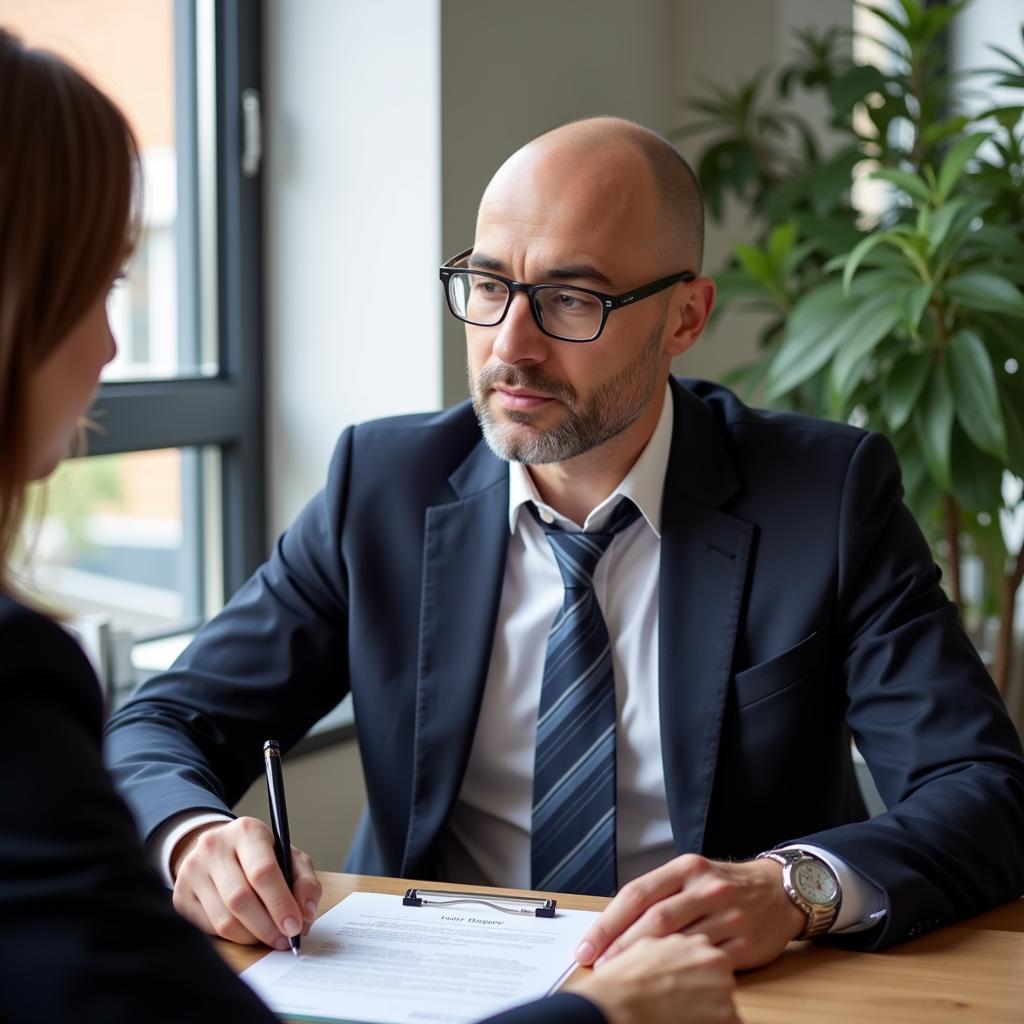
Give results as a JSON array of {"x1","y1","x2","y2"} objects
[{"x1": 538, "y1": 507, "x2": 555, "y2": 524}]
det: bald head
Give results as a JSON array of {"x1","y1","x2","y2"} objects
[{"x1": 479, "y1": 117, "x2": 704, "y2": 274}]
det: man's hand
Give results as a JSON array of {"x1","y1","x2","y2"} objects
[
  {"x1": 575, "y1": 855, "x2": 806, "y2": 971},
  {"x1": 170, "y1": 817, "x2": 322, "y2": 949},
  {"x1": 574, "y1": 934, "x2": 741, "y2": 1024}
]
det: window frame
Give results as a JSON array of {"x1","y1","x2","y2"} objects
[{"x1": 84, "y1": 0, "x2": 266, "y2": 603}]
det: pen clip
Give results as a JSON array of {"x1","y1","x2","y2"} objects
[{"x1": 402, "y1": 887, "x2": 556, "y2": 917}]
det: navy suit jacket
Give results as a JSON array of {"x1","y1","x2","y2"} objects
[
  {"x1": 0, "y1": 594, "x2": 602, "y2": 1024},
  {"x1": 0, "y1": 594, "x2": 280, "y2": 1022},
  {"x1": 106, "y1": 377, "x2": 1024, "y2": 952}
]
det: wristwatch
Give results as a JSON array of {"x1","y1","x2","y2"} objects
[{"x1": 756, "y1": 848, "x2": 842, "y2": 939}]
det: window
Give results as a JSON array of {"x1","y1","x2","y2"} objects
[{"x1": 5, "y1": 0, "x2": 265, "y2": 702}]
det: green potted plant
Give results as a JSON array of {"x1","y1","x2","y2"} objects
[{"x1": 677, "y1": 0, "x2": 1024, "y2": 695}]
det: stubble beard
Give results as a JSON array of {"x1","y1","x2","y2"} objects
[{"x1": 469, "y1": 312, "x2": 667, "y2": 465}]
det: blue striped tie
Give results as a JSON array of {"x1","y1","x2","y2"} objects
[{"x1": 530, "y1": 499, "x2": 641, "y2": 896}]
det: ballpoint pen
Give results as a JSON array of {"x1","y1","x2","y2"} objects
[{"x1": 264, "y1": 739, "x2": 300, "y2": 956}]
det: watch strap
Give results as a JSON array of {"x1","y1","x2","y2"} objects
[{"x1": 756, "y1": 848, "x2": 841, "y2": 940}]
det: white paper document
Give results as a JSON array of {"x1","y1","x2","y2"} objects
[{"x1": 240, "y1": 891, "x2": 600, "y2": 1024}]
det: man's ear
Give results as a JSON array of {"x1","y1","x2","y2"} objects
[{"x1": 664, "y1": 277, "x2": 716, "y2": 358}]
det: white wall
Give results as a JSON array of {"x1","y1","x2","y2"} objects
[{"x1": 264, "y1": 0, "x2": 442, "y2": 538}]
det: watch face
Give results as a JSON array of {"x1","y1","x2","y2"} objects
[{"x1": 794, "y1": 859, "x2": 838, "y2": 907}]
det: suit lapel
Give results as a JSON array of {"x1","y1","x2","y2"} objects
[
  {"x1": 402, "y1": 440, "x2": 510, "y2": 875},
  {"x1": 659, "y1": 380, "x2": 753, "y2": 855}
]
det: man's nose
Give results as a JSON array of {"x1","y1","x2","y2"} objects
[{"x1": 492, "y1": 291, "x2": 548, "y2": 365}]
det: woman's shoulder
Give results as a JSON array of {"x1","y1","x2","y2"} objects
[
  {"x1": 0, "y1": 590, "x2": 67, "y2": 633},
  {"x1": 0, "y1": 591, "x2": 102, "y2": 722}
]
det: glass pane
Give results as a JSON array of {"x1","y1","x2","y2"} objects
[
  {"x1": 0, "y1": 0, "x2": 217, "y2": 380},
  {"x1": 15, "y1": 448, "x2": 223, "y2": 701}
]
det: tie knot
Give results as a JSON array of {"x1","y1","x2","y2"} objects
[{"x1": 532, "y1": 499, "x2": 640, "y2": 591}]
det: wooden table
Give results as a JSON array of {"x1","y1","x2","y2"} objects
[{"x1": 217, "y1": 873, "x2": 1024, "y2": 1023}]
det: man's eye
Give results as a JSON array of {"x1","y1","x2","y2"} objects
[{"x1": 554, "y1": 291, "x2": 597, "y2": 311}]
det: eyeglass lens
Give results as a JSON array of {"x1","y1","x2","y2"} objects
[{"x1": 447, "y1": 272, "x2": 604, "y2": 341}]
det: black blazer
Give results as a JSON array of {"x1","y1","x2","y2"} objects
[
  {"x1": 106, "y1": 377, "x2": 1024, "y2": 951},
  {"x1": 0, "y1": 595, "x2": 602, "y2": 1024}
]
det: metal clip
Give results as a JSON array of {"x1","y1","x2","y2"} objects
[{"x1": 402, "y1": 888, "x2": 557, "y2": 917}]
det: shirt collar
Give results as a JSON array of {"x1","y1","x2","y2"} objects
[{"x1": 507, "y1": 382, "x2": 674, "y2": 537}]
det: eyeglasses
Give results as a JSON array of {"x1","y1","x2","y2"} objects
[{"x1": 439, "y1": 248, "x2": 695, "y2": 343}]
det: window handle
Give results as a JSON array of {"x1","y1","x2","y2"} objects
[{"x1": 241, "y1": 88, "x2": 262, "y2": 178}]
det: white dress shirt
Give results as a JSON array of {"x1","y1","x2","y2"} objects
[{"x1": 157, "y1": 384, "x2": 885, "y2": 932}]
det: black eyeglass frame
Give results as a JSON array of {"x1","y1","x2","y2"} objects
[{"x1": 439, "y1": 247, "x2": 696, "y2": 343}]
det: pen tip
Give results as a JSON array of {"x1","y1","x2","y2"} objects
[{"x1": 291, "y1": 947, "x2": 299, "y2": 957}]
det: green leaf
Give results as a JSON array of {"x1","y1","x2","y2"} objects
[
  {"x1": 805, "y1": 148, "x2": 861, "y2": 216},
  {"x1": 766, "y1": 282, "x2": 852, "y2": 397},
  {"x1": 930, "y1": 198, "x2": 993, "y2": 280},
  {"x1": 767, "y1": 221, "x2": 797, "y2": 273},
  {"x1": 697, "y1": 141, "x2": 754, "y2": 220},
  {"x1": 883, "y1": 228, "x2": 930, "y2": 278},
  {"x1": 949, "y1": 424, "x2": 1004, "y2": 513},
  {"x1": 935, "y1": 133, "x2": 990, "y2": 204},
  {"x1": 914, "y1": 0, "x2": 967, "y2": 44},
  {"x1": 926, "y1": 197, "x2": 970, "y2": 254},
  {"x1": 883, "y1": 351, "x2": 931, "y2": 430},
  {"x1": 976, "y1": 105, "x2": 1024, "y2": 132},
  {"x1": 920, "y1": 114, "x2": 971, "y2": 147},
  {"x1": 831, "y1": 248, "x2": 920, "y2": 278},
  {"x1": 947, "y1": 330, "x2": 1008, "y2": 460},
  {"x1": 904, "y1": 281, "x2": 934, "y2": 332},
  {"x1": 944, "y1": 272, "x2": 1024, "y2": 318},
  {"x1": 828, "y1": 348, "x2": 874, "y2": 418},
  {"x1": 828, "y1": 294, "x2": 904, "y2": 405},
  {"x1": 733, "y1": 243, "x2": 776, "y2": 290},
  {"x1": 894, "y1": 0, "x2": 923, "y2": 26},
  {"x1": 793, "y1": 214, "x2": 862, "y2": 258},
  {"x1": 779, "y1": 239, "x2": 821, "y2": 279},
  {"x1": 999, "y1": 386, "x2": 1024, "y2": 478},
  {"x1": 913, "y1": 360, "x2": 954, "y2": 491},
  {"x1": 711, "y1": 269, "x2": 780, "y2": 314},
  {"x1": 826, "y1": 63, "x2": 889, "y2": 116},
  {"x1": 842, "y1": 233, "x2": 898, "y2": 293},
  {"x1": 870, "y1": 167, "x2": 932, "y2": 203},
  {"x1": 849, "y1": 267, "x2": 920, "y2": 297},
  {"x1": 842, "y1": 227, "x2": 929, "y2": 293},
  {"x1": 897, "y1": 427, "x2": 943, "y2": 534},
  {"x1": 986, "y1": 42, "x2": 1024, "y2": 74},
  {"x1": 760, "y1": 177, "x2": 808, "y2": 221},
  {"x1": 967, "y1": 225, "x2": 1024, "y2": 263}
]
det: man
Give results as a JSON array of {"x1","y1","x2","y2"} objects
[{"x1": 106, "y1": 117, "x2": 1024, "y2": 974}]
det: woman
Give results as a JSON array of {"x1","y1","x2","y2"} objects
[{"x1": 0, "y1": 27, "x2": 738, "y2": 1024}]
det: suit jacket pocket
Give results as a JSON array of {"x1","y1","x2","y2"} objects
[{"x1": 734, "y1": 631, "x2": 822, "y2": 709}]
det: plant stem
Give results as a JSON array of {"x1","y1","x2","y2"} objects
[
  {"x1": 993, "y1": 541, "x2": 1024, "y2": 696},
  {"x1": 943, "y1": 493, "x2": 962, "y2": 611}
]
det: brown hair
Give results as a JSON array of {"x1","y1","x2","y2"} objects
[{"x1": 0, "y1": 28, "x2": 141, "y2": 593}]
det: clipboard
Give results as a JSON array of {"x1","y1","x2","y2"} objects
[{"x1": 402, "y1": 887, "x2": 557, "y2": 917}]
